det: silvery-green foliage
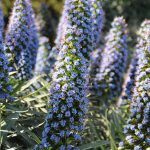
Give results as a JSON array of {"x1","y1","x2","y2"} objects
[
  {"x1": 35, "y1": 0, "x2": 93, "y2": 149},
  {"x1": 119, "y1": 20, "x2": 150, "y2": 150}
]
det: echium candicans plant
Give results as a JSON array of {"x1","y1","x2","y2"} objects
[
  {"x1": 26, "y1": 0, "x2": 39, "y2": 70},
  {"x1": 35, "y1": 3, "x2": 55, "y2": 75},
  {"x1": 92, "y1": 17, "x2": 128, "y2": 103},
  {"x1": 5, "y1": 0, "x2": 33, "y2": 80},
  {"x1": 118, "y1": 52, "x2": 138, "y2": 106},
  {"x1": 90, "y1": 0, "x2": 104, "y2": 49},
  {"x1": 36, "y1": 2, "x2": 56, "y2": 46},
  {"x1": 90, "y1": 48, "x2": 103, "y2": 75},
  {"x1": 54, "y1": 2, "x2": 69, "y2": 51},
  {"x1": 0, "y1": 0, "x2": 3, "y2": 30},
  {"x1": 0, "y1": 3, "x2": 13, "y2": 101},
  {"x1": 118, "y1": 20, "x2": 150, "y2": 150},
  {"x1": 89, "y1": 48, "x2": 102, "y2": 87},
  {"x1": 35, "y1": 0, "x2": 93, "y2": 149},
  {"x1": 34, "y1": 36, "x2": 51, "y2": 74},
  {"x1": 88, "y1": 0, "x2": 104, "y2": 90},
  {"x1": 44, "y1": 3, "x2": 69, "y2": 76}
]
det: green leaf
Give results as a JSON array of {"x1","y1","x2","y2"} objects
[{"x1": 79, "y1": 140, "x2": 109, "y2": 150}]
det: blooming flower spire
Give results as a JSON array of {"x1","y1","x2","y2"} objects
[
  {"x1": 5, "y1": 0, "x2": 37, "y2": 80},
  {"x1": 90, "y1": 0, "x2": 104, "y2": 48},
  {"x1": 54, "y1": 2, "x2": 69, "y2": 51},
  {"x1": 0, "y1": 3, "x2": 13, "y2": 101},
  {"x1": 34, "y1": 3, "x2": 55, "y2": 75},
  {"x1": 0, "y1": 0, "x2": 3, "y2": 30},
  {"x1": 88, "y1": 0, "x2": 104, "y2": 90},
  {"x1": 36, "y1": 2, "x2": 56, "y2": 46},
  {"x1": 119, "y1": 20, "x2": 150, "y2": 150},
  {"x1": 117, "y1": 51, "x2": 138, "y2": 106},
  {"x1": 35, "y1": 0, "x2": 93, "y2": 149},
  {"x1": 91, "y1": 17, "x2": 128, "y2": 104},
  {"x1": 34, "y1": 37, "x2": 51, "y2": 75},
  {"x1": 25, "y1": 0, "x2": 39, "y2": 70}
]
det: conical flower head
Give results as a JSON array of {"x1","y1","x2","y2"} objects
[
  {"x1": 88, "y1": 48, "x2": 103, "y2": 94},
  {"x1": 36, "y1": 2, "x2": 56, "y2": 46},
  {"x1": 0, "y1": 0, "x2": 3, "y2": 30},
  {"x1": 55, "y1": 0, "x2": 93, "y2": 59},
  {"x1": 6, "y1": 0, "x2": 31, "y2": 64},
  {"x1": 54, "y1": 1, "x2": 69, "y2": 51},
  {"x1": 35, "y1": 2, "x2": 55, "y2": 75},
  {"x1": 0, "y1": 5, "x2": 12, "y2": 101},
  {"x1": 35, "y1": 0, "x2": 93, "y2": 149},
  {"x1": 119, "y1": 20, "x2": 150, "y2": 150},
  {"x1": 90, "y1": 0, "x2": 104, "y2": 48},
  {"x1": 5, "y1": 0, "x2": 37, "y2": 80},
  {"x1": 25, "y1": 0, "x2": 39, "y2": 70},
  {"x1": 118, "y1": 52, "x2": 138, "y2": 106},
  {"x1": 92, "y1": 17, "x2": 128, "y2": 103},
  {"x1": 34, "y1": 36, "x2": 51, "y2": 74}
]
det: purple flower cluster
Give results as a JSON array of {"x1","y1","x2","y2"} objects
[
  {"x1": 0, "y1": 4, "x2": 13, "y2": 101},
  {"x1": 35, "y1": 3, "x2": 57, "y2": 75},
  {"x1": 44, "y1": 46, "x2": 58, "y2": 75},
  {"x1": 0, "y1": 1, "x2": 3, "y2": 30},
  {"x1": 36, "y1": 3, "x2": 56, "y2": 46},
  {"x1": 88, "y1": 0, "x2": 104, "y2": 91},
  {"x1": 90, "y1": 0, "x2": 104, "y2": 48},
  {"x1": 35, "y1": 0, "x2": 93, "y2": 149},
  {"x1": 89, "y1": 48, "x2": 103, "y2": 90},
  {"x1": 26, "y1": 0, "x2": 39, "y2": 70},
  {"x1": 92, "y1": 17, "x2": 128, "y2": 103},
  {"x1": 118, "y1": 51, "x2": 138, "y2": 106},
  {"x1": 5, "y1": 0, "x2": 37, "y2": 80},
  {"x1": 54, "y1": 3, "x2": 69, "y2": 51},
  {"x1": 34, "y1": 36, "x2": 51, "y2": 74},
  {"x1": 119, "y1": 20, "x2": 150, "y2": 150}
]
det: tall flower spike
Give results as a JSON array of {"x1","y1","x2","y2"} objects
[
  {"x1": 54, "y1": 3, "x2": 69, "y2": 51},
  {"x1": 0, "y1": 3, "x2": 13, "y2": 101},
  {"x1": 88, "y1": 48, "x2": 102, "y2": 91},
  {"x1": 118, "y1": 20, "x2": 150, "y2": 150},
  {"x1": 34, "y1": 36, "x2": 51, "y2": 74},
  {"x1": 43, "y1": 46, "x2": 58, "y2": 75},
  {"x1": 90, "y1": 0, "x2": 104, "y2": 48},
  {"x1": 25, "y1": 0, "x2": 39, "y2": 70},
  {"x1": 92, "y1": 17, "x2": 128, "y2": 104},
  {"x1": 36, "y1": 3, "x2": 56, "y2": 46},
  {"x1": 34, "y1": 3, "x2": 55, "y2": 75},
  {"x1": 45, "y1": 7, "x2": 68, "y2": 75},
  {"x1": 0, "y1": 0, "x2": 3, "y2": 30},
  {"x1": 118, "y1": 52, "x2": 138, "y2": 106},
  {"x1": 5, "y1": 0, "x2": 34, "y2": 80},
  {"x1": 35, "y1": 0, "x2": 93, "y2": 149},
  {"x1": 88, "y1": 0, "x2": 104, "y2": 92}
]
